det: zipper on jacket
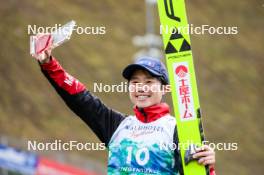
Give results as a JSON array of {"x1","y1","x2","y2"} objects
[{"x1": 139, "y1": 108, "x2": 148, "y2": 123}]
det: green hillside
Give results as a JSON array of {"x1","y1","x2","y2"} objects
[{"x1": 0, "y1": 0, "x2": 263, "y2": 174}]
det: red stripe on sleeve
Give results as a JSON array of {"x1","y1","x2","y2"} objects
[{"x1": 41, "y1": 57, "x2": 86, "y2": 95}]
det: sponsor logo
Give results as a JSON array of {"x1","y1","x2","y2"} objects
[{"x1": 173, "y1": 62, "x2": 195, "y2": 121}]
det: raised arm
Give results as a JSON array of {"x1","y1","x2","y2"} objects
[{"x1": 38, "y1": 55, "x2": 125, "y2": 146}]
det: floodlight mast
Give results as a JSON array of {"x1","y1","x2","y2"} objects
[{"x1": 132, "y1": 0, "x2": 163, "y2": 60}]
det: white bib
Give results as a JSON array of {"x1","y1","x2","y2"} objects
[{"x1": 107, "y1": 115, "x2": 179, "y2": 175}]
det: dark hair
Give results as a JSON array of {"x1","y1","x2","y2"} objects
[{"x1": 157, "y1": 76, "x2": 167, "y2": 85}]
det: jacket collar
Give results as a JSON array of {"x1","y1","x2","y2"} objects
[{"x1": 133, "y1": 103, "x2": 170, "y2": 123}]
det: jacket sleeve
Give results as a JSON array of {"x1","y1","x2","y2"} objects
[
  {"x1": 40, "y1": 56, "x2": 126, "y2": 146},
  {"x1": 173, "y1": 128, "x2": 216, "y2": 175}
]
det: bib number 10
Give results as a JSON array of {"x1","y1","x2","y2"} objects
[{"x1": 126, "y1": 146, "x2": 150, "y2": 166}]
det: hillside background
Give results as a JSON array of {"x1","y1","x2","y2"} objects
[{"x1": 0, "y1": 0, "x2": 263, "y2": 174}]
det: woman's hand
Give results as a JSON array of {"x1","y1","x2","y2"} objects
[
  {"x1": 38, "y1": 49, "x2": 52, "y2": 64},
  {"x1": 33, "y1": 49, "x2": 52, "y2": 64},
  {"x1": 193, "y1": 145, "x2": 215, "y2": 167}
]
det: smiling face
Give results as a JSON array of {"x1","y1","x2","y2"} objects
[{"x1": 129, "y1": 69, "x2": 166, "y2": 108}]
